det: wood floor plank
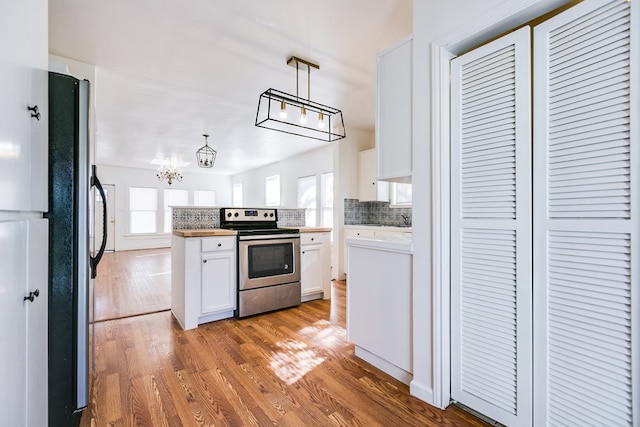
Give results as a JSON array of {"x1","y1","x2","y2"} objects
[{"x1": 81, "y1": 249, "x2": 489, "y2": 427}]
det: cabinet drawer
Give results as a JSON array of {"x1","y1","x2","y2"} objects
[
  {"x1": 201, "y1": 237, "x2": 235, "y2": 252},
  {"x1": 300, "y1": 233, "x2": 322, "y2": 246}
]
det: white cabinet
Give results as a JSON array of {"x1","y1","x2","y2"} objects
[
  {"x1": 343, "y1": 226, "x2": 411, "y2": 278},
  {"x1": 346, "y1": 234, "x2": 413, "y2": 385},
  {"x1": 201, "y1": 237, "x2": 236, "y2": 315},
  {"x1": 358, "y1": 149, "x2": 389, "y2": 202},
  {"x1": 171, "y1": 234, "x2": 236, "y2": 330},
  {"x1": 300, "y1": 232, "x2": 330, "y2": 301},
  {"x1": 0, "y1": 0, "x2": 48, "y2": 212},
  {"x1": 0, "y1": 219, "x2": 48, "y2": 427},
  {"x1": 376, "y1": 36, "x2": 412, "y2": 182}
]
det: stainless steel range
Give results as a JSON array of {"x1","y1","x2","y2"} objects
[{"x1": 220, "y1": 208, "x2": 301, "y2": 318}]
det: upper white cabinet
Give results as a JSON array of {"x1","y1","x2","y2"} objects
[
  {"x1": 376, "y1": 36, "x2": 412, "y2": 182},
  {"x1": 358, "y1": 149, "x2": 389, "y2": 202},
  {"x1": 0, "y1": 0, "x2": 48, "y2": 212}
]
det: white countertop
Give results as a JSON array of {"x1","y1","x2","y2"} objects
[{"x1": 346, "y1": 233, "x2": 413, "y2": 254}]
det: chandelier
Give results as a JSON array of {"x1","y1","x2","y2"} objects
[
  {"x1": 255, "y1": 56, "x2": 346, "y2": 142},
  {"x1": 156, "y1": 162, "x2": 183, "y2": 185},
  {"x1": 196, "y1": 134, "x2": 217, "y2": 168}
]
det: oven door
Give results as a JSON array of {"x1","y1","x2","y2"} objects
[{"x1": 238, "y1": 234, "x2": 301, "y2": 291}]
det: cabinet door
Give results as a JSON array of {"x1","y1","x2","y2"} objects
[
  {"x1": 358, "y1": 149, "x2": 389, "y2": 202},
  {"x1": 0, "y1": 0, "x2": 48, "y2": 211},
  {"x1": 201, "y1": 252, "x2": 235, "y2": 314},
  {"x1": 301, "y1": 244, "x2": 323, "y2": 296},
  {"x1": 26, "y1": 219, "x2": 48, "y2": 427},
  {"x1": 0, "y1": 221, "x2": 28, "y2": 427},
  {"x1": 376, "y1": 37, "x2": 412, "y2": 181}
]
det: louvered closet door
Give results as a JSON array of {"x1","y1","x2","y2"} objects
[
  {"x1": 450, "y1": 26, "x2": 532, "y2": 427},
  {"x1": 533, "y1": 1, "x2": 638, "y2": 426}
]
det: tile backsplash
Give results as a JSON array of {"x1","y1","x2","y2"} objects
[
  {"x1": 172, "y1": 207, "x2": 306, "y2": 230},
  {"x1": 344, "y1": 198, "x2": 412, "y2": 227}
]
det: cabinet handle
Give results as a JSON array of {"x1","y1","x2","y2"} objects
[
  {"x1": 28, "y1": 105, "x2": 41, "y2": 121},
  {"x1": 24, "y1": 288, "x2": 40, "y2": 302},
  {"x1": 310, "y1": 237, "x2": 314, "y2": 241},
  {"x1": 218, "y1": 243, "x2": 222, "y2": 247},
  {"x1": 203, "y1": 259, "x2": 207, "y2": 263}
]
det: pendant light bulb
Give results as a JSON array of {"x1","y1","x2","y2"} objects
[
  {"x1": 317, "y1": 112, "x2": 325, "y2": 129},
  {"x1": 279, "y1": 101, "x2": 287, "y2": 119},
  {"x1": 299, "y1": 106, "x2": 307, "y2": 124}
]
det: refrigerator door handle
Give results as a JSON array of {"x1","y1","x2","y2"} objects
[{"x1": 90, "y1": 165, "x2": 107, "y2": 279}]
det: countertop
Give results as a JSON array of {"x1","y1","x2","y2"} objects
[
  {"x1": 345, "y1": 224, "x2": 412, "y2": 231},
  {"x1": 291, "y1": 227, "x2": 332, "y2": 233},
  {"x1": 172, "y1": 229, "x2": 237, "y2": 237},
  {"x1": 172, "y1": 227, "x2": 330, "y2": 237},
  {"x1": 346, "y1": 233, "x2": 413, "y2": 254}
]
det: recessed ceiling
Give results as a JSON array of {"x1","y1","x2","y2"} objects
[{"x1": 48, "y1": 0, "x2": 412, "y2": 176}]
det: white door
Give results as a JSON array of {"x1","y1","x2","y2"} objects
[
  {"x1": 450, "y1": 26, "x2": 532, "y2": 427},
  {"x1": 533, "y1": 0, "x2": 637, "y2": 425},
  {"x1": 0, "y1": 221, "x2": 28, "y2": 427},
  {"x1": 95, "y1": 183, "x2": 115, "y2": 251}
]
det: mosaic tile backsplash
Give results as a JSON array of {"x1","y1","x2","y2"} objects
[
  {"x1": 344, "y1": 198, "x2": 412, "y2": 227},
  {"x1": 172, "y1": 207, "x2": 306, "y2": 230}
]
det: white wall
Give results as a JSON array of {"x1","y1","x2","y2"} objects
[
  {"x1": 410, "y1": 0, "x2": 574, "y2": 408},
  {"x1": 98, "y1": 164, "x2": 231, "y2": 251}
]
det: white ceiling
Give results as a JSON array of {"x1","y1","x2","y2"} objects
[{"x1": 48, "y1": 0, "x2": 413, "y2": 176}]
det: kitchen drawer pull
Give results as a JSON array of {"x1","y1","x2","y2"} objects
[
  {"x1": 203, "y1": 259, "x2": 207, "y2": 263},
  {"x1": 28, "y1": 105, "x2": 41, "y2": 121},
  {"x1": 24, "y1": 288, "x2": 40, "y2": 302},
  {"x1": 218, "y1": 243, "x2": 222, "y2": 247}
]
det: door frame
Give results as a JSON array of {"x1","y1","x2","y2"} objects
[{"x1": 426, "y1": 0, "x2": 575, "y2": 410}]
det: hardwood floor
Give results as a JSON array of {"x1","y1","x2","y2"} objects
[
  {"x1": 94, "y1": 248, "x2": 171, "y2": 321},
  {"x1": 83, "y1": 251, "x2": 488, "y2": 426}
]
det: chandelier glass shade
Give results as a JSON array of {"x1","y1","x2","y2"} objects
[
  {"x1": 255, "y1": 56, "x2": 345, "y2": 142},
  {"x1": 196, "y1": 134, "x2": 217, "y2": 168},
  {"x1": 156, "y1": 162, "x2": 183, "y2": 185}
]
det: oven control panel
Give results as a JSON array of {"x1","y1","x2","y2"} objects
[{"x1": 220, "y1": 208, "x2": 277, "y2": 222}]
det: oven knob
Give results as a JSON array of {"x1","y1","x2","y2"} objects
[
  {"x1": 269, "y1": 213, "x2": 274, "y2": 217},
  {"x1": 227, "y1": 212, "x2": 232, "y2": 217},
  {"x1": 264, "y1": 213, "x2": 268, "y2": 217},
  {"x1": 234, "y1": 212, "x2": 239, "y2": 217}
]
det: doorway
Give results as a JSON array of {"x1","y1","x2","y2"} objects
[{"x1": 95, "y1": 183, "x2": 115, "y2": 252}]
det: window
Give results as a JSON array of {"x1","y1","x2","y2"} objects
[
  {"x1": 298, "y1": 175, "x2": 317, "y2": 226},
  {"x1": 163, "y1": 189, "x2": 188, "y2": 233},
  {"x1": 390, "y1": 183, "x2": 412, "y2": 205},
  {"x1": 232, "y1": 183, "x2": 243, "y2": 207},
  {"x1": 129, "y1": 187, "x2": 157, "y2": 234},
  {"x1": 265, "y1": 174, "x2": 280, "y2": 206},
  {"x1": 321, "y1": 172, "x2": 334, "y2": 240},
  {"x1": 194, "y1": 190, "x2": 216, "y2": 206}
]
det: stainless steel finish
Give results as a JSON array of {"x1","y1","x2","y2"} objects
[
  {"x1": 238, "y1": 233, "x2": 300, "y2": 241},
  {"x1": 238, "y1": 236, "x2": 300, "y2": 291},
  {"x1": 237, "y1": 282, "x2": 301, "y2": 318},
  {"x1": 76, "y1": 79, "x2": 90, "y2": 410},
  {"x1": 221, "y1": 207, "x2": 277, "y2": 223}
]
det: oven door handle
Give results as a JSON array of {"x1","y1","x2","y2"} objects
[{"x1": 238, "y1": 233, "x2": 300, "y2": 241}]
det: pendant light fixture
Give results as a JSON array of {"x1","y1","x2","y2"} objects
[
  {"x1": 196, "y1": 133, "x2": 217, "y2": 168},
  {"x1": 156, "y1": 161, "x2": 183, "y2": 185},
  {"x1": 255, "y1": 56, "x2": 346, "y2": 142}
]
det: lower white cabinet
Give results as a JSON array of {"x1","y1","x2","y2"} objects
[
  {"x1": 0, "y1": 219, "x2": 48, "y2": 427},
  {"x1": 300, "y1": 232, "x2": 331, "y2": 301},
  {"x1": 171, "y1": 234, "x2": 236, "y2": 330},
  {"x1": 201, "y1": 250, "x2": 235, "y2": 315}
]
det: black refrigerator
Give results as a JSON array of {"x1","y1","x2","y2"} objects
[{"x1": 46, "y1": 71, "x2": 107, "y2": 426}]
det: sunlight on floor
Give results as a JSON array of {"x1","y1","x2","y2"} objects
[
  {"x1": 269, "y1": 320, "x2": 349, "y2": 385},
  {"x1": 270, "y1": 339, "x2": 325, "y2": 385}
]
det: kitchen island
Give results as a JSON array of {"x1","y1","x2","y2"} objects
[
  {"x1": 171, "y1": 229, "x2": 237, "y2": 330},
  {"x1": 346, "y1": 233, "x2": 413, "y2": 385}
]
